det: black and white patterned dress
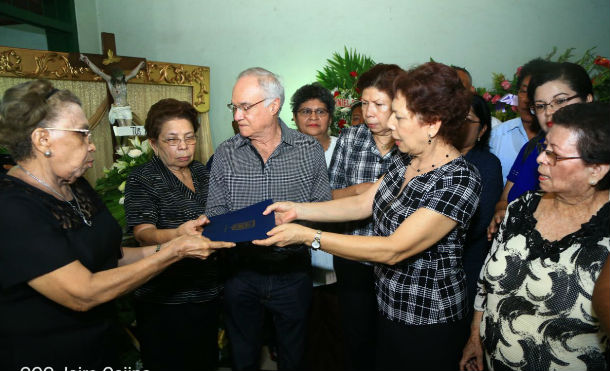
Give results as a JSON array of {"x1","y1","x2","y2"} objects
[
  {"x1": 373, "y1": 154, "x2": 481, "y2": 324},
  {"x1": 475, "y1": 191, "x2": 610, "y2": 371}
]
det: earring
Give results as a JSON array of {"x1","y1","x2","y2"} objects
[
  {"x1": 44, "y1": 150, "x2": 52, "y2": 157},
  {"x1": 427, "y1": 134, "x2": 432, "y2": 145},
  {"x1": 589, "y1": 179, "x2": 597, "y2": 186},
  {"x1": 477, "y1": 137, "x2": 481, "y2": 142}
]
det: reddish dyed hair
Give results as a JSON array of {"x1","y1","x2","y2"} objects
[
  {"x1": 145, "y1": 98, "x2": 199, "y2": 140},
  {"x1": 392, "y1": 62, "x2": 471, "y2": 147},
  {"x1": 356, "y1": 64, "x2": 404, "y2": 100}
]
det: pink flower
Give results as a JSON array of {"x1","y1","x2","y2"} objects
[
  {"x1": 501, "y1": 80, "x2": 511, "y2": 90},
  {"x1": 491, "y1": 94, "x2": 501, "y2": 104},
  {"x1": 516, "y1": 66, "x2": 523, "y2": 76},
  {"x1": 350, "y1": 71, "x2": 358, "y2": 77},
  {"x1": 482, "y1": 92, "x2": 492, "y2": 101}
]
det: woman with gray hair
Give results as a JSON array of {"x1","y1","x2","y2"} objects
[
  {"x1": 0, "y1": 79, "x2": 234, "y2": 370},
  {"x1": 461, "y1": 102, "x2": 610, "y2": 371}
]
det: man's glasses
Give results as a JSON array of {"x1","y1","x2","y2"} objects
[
  {"x1": 297, "y1": 108, "x2": 329, "y2": 117},
  {"x1": 227, "y1": 98, "x2": 267, "y2": 114},
  {"x1": 530, "y1": 95, "x2": 580, "y2": 115},
  {"x1": 162, "y1": 136, "x2": 197, "y2": 147},
  {"x1": 45, "y1": 127, "x2": 92, "y2": 142},
  {"x1": 536, "y1": 142, "x2": 581, "y2": 166}
]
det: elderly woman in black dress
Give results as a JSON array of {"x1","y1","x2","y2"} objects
[
  {"x1": 255, "y1": 62, "x2": 481, "y2": 370},
  {"x1": 124, "y1": 98, "x2": 222, "y2": 371},
  {"x1": 0, "y1": 80, "x2": 233, "y2": 370}
]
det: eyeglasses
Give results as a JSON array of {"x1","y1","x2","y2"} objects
[
  {"x1": 45, "y1": 127, "x2": 92, "y2": 142},
  {"x1": 536, "y1": 142, "x2": 581, "y2": 166},
  {"x1": 297, "y1": 108, "x2": 329, "y2": 117},
  {"x1": 529, "y1": 95, "x2": 580, "y2": 115},
  {"x1": 162, "y1": 136, "x2": 197, "y2": 146},
  {"x1": 227, "y1": 98, "x2": 267, "y2": 114}
]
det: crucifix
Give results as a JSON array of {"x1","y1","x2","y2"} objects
[{"x1": 73, "y1": 32, "x2": 147, "y2": 140}]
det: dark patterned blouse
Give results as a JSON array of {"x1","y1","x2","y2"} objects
[
  {"x1": 475, "y1": 191, "x2": 609, "y2": 371},
  {"x1": 373, "y1": 154, "x2": 481, "y2": 325}
]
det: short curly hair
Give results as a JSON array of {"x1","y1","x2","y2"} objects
[
  {"x1": 290, "y1": 83, "x2": 334, "y2": 115},
  {"x1": 356, "y1": 64, "x2": 404, "y2": 100},
  {"x1": 551, "y1": 102, "x2": 610, "y2": 190},
  {"x1": 392, "y1": 62, "x2": 471, "y2": 147},
  {"x1": 144, "y1": 98, "x2": 200, "y2": 140},
  {"x1": 0, "y1": 79, "x2": 81, "y2": 161}
]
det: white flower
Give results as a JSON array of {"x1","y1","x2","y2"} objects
[
  {"x1": 340, "y1": 107, "x2": 351, "y2": 113},
  {"x1": 140, "y1": 139, "x2": 151, "y2": 154},
  {"x1": 128, "y1": 149, "x2": 142, "y2": 158},
  {"x1": 115, "y1": 146, "x2": 130, "y2": 156},
  {"x1": 128, "y1": 136, "x2": 141, "y2": 148},
  {"x1": 114, "y1": 160, "x2": 128, "y2": 172},
  {"x1": 118, "y1": 181, "x2": 126, "y2": 192},
  {"x1": 118, "y1": 196, "x2": 125, "y2": 205}
]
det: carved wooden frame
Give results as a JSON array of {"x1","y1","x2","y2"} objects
[{"x1": 0, "y1": 46, "x2": 210, "y2": 112}]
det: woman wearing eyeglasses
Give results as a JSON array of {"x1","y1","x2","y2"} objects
[
  {"x1": 487, "y1": 62, "x2": 593, "y2": 240},
  {"x1": 0, "y1": 81, "x2": 233, "y2": 370},
  {"x1": 124, "y1": 98, "x2": 223, "y2": 370},
  {"x1": 290, "y1": 82, "x2": 344, "y2": 370},
  {"x1": 460, "y1": 102, "x2": 610, "y2": 371},
  {"x1": 326, "y1": 63, "x2": 403, "y2": 371}
]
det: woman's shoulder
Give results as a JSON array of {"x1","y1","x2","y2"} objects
[
  {"x1": 337, "y1": 125, "x2": 371, "y2": 145},
  {"x1": 465, "y1": 148, "x2": 502, "y2": 172},
  {"x1": 189, "y1": 160, "x2": 209, "y2": 179}
]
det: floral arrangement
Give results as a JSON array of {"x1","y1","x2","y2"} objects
[
  {"x1": 94, "y1": 137, "x2": 152, "y2": 228},
  {"x1": 316, "y1": 47, "x2": 375, "y2": 136},
  {"x1": 476, "y1": 47, "x2": 610, "y2": 122}
]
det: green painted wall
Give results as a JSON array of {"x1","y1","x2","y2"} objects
[{"x1": 75, "y1": 0, "x2": 610, "y2": 149}]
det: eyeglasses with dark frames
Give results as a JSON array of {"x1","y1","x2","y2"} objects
[
  {"x1": 45, "y1": 127, "x2": 92, "y2": 142},
  {"x1": 297, "y1": 108, "x2": 329, "y2": 117},
  {"x1": 162, "y1": 136, "x2": 197, "y2": 147},
  {"x1": 227, "y1": 98, "x2": 267, "y2": 114},
  {"x1": 536, "y1": 142, "x2": 582, "y2": 166},
  {"x1": 529, "y1": 95, "x2": 580, "y2": 115}
]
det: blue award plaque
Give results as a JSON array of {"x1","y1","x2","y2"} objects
[{"x1": 202, "y1": 199, "x2": 275, "y2": 242}]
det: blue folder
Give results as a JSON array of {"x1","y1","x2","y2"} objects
[{"x1": 202, "y1": 199, "x2": 275, "y2": 242}]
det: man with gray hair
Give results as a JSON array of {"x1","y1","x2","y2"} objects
[{"x1": 206, "y1": 67, "x2": 331, "y2": 370}]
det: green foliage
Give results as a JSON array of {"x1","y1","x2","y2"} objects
[{"x1": 316, "y1": 47, "x2": 375, "y2": 136}]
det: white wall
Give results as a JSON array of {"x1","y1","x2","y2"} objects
[{"x1": 75, "y1": 0, "x2": 610, "y2": 149}]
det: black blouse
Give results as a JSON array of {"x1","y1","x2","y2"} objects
[
  {"x1": 0, "y1": 174, "x2": 122, "y2": 369},
  {"x1": 125, "y1": 156, "x2": 221, "y2": 304}
]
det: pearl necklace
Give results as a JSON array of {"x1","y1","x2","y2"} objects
[
  {"x1": 17, "y1": 165, "x2": 93, "y2": 227},
  {"x1": 414, "y1": 154, "x2": 450, "y2": 173}
]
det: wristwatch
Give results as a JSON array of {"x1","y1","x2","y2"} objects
[{"x1": 311, "y1": 230, "x2": 322, "y2": 250}]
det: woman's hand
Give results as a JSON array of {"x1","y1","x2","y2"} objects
[
  {"x1": 252, "y1": 223, "x2": 313, "y2": 247},
  {"x1": 167, "y1": 234, "x2": 234, "y2": 260},
  {"x1": 176, "y1": 215, "x2": 210, "y2": 237},
  {"x1": 459, "y1": 325, "x2": 485, "y2": 371},
  {"x1": 262, "y1": 201, "x2": 299, "y2": 225},
  {"x1": 486, "y1": 208, "x2": 505, "y2": 241}
]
